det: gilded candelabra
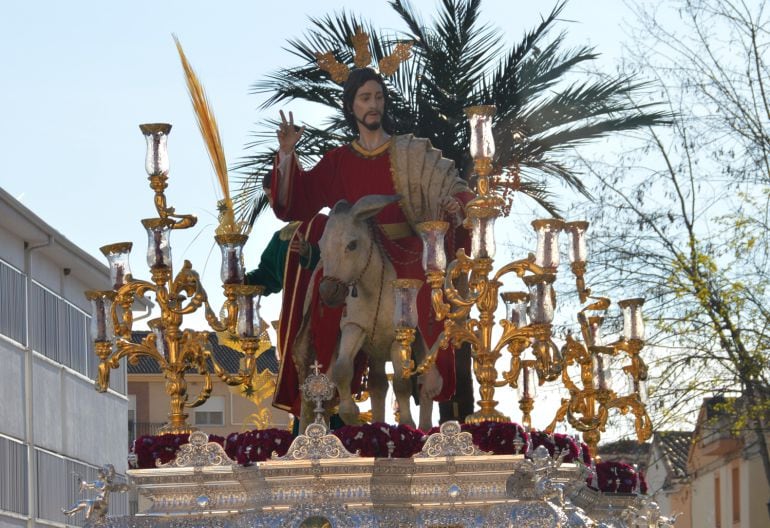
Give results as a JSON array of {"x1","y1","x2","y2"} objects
[
  {"x1": 86, "y1": 124, "x2": 270, "y2": 434},
  {"x1": 399, "y1": 106, "x2": 651, "y2": 455}
]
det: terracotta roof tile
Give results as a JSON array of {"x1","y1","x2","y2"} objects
[{"x1": 654, "y1": 431, "x2": 692, "y2": 480}]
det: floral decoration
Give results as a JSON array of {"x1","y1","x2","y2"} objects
[
  {"x1": 133, "y1": 433, "x2": 225, "y2": 469},
  {"x1": 588, "y1": 460, "x2": 647, "y2": 494},
  {"x1": 529, "y1": 430, "x2": 583, "y2": 463},
  {"x1": 225, "y1": 428, "x2": 293, "y2": 465},
  {"x1": 130, "y1": 423, "x2": 646, "y2": 495},
  {"x1": 332, "y1": 422, "x2": 425, "y2": 458}
]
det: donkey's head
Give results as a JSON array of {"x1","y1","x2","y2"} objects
[{"x1": 318, "y1": 194, "x2": 401, "y2": 307}]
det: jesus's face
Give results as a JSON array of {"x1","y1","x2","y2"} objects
[{"x1": 352, "y1": 80, "x2": 385, "y2": 132}]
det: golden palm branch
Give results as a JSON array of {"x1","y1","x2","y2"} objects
[{"x1": 173, "y1": 35, "x2": 238, "y2": 234}]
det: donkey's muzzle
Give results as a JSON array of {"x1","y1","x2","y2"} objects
[{"x1": 319, "y1": 276, "x2": 349, "y2": 307}]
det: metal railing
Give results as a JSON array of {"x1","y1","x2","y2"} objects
[
  {"x1": 0, "y1": 434, "x2": 28, "y2": 516},
  {"x1": 36, "y1": 448, "x2": 129, "y2": 526},
  {"x1": 0, "y1": 259, "x2": 26, "y2": 346},
  {"x1": 0, "y1": 259, "x2": 127, "y2": 395}
]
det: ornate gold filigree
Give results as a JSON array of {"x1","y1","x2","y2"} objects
[
  {"x1": 315, "y1": 28, "x2": 412, "y2": 83},
  {"x1": 379, "y1": 42, "x2": 413, "y2": 76}
]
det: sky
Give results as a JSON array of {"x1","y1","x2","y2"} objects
[{"x1": 0, "y1": 0, "x2": 640, "y2": 433}]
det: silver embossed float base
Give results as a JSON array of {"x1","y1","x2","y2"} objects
[{"x1": 96, "y1": 424, "x2": 671, "y2": 527}]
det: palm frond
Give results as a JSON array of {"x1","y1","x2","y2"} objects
[
  {"x1": 232, "y1": 0, "x2": 672, "y2": 226},
  {"x1": 173, "y1": 36, "x2": 232, "y2": 216}
]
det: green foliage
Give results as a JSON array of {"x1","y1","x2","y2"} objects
[{"x1": 232, "y1": 0, "x2": 669, "y2": 225}]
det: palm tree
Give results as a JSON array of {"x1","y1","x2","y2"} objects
[{"x1": 232, "y1": 0, "x2": 669, "y2": 222}]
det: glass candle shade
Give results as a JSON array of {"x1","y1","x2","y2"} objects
[
  {"x1": 141, "y1": 218, "x2": 173, "y2": 268},
  {"x1": 619, "y1": 298, "x2": 645, "y2": 340},
  {"x1": 518, "y1": 364, "x2": 538, "y2": 399},
  {"x1": 100, "y1": 242, "x2": 133, "y2": 290},
  {"x1": 532, "y1": 219, "x2": 564, "y2": 269},
  {"x1": 588, "y1": 316, "x2": 605, "y2": 347},
  {"x1": 416, "y1": 221, "x2": 449, "y2": 273},
  {"x1": 565, "y1": 221, "x2": 589, "y2": 264},
  {"x1": 592, "y1": 352, "x2": 610, "y2": 391},
  {"x1": 236, "y1": 286, "x2": 264, "y2": 338},
  {"x1": 392, "y1": 279, "x2": 422, "y2": 328},
  {"x1": 139, "y1": 123, "x2": 171, "y2": 177},
  {"x1": 524, "y1": 274, "x2": 556, "y2": 324},
  {"x1": 86, "y1": 291, "x2": 115, "y2": 342},
  {"x1": 215, "y1": 234, "x2": 248, "y2": 285},
  {"x1": 148, "y1": 318, "x2": 169, "y2": 359},
  {"x1": 470, "y1": 215, "x2": 497, "y2": 259},
  {"x1": 464, "y1": 105, "x2": 496, "y2": 159},
  {"x1": 501, "y1": 291, "x2": 530, "y2": 328}
]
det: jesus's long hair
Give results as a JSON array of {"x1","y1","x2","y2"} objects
[{"x1": 342, "y1": 67, "x2": 396, "y2": 136}]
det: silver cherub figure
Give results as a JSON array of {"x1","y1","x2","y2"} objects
[{"x1": 61, "y1": 464, "x2": 129, "y2": 523}]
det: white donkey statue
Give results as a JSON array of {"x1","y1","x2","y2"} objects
[{"x1": 294, "y1": 194, "x2": 442, "y2": 432}]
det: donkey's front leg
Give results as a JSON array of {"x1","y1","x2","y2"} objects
[{"x1": 331, "y1": 324, "x2": 367, "y2": 425}]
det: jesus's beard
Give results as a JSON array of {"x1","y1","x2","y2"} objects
[{"x1": 356, "y1": 113, "x2": 382, "y2": 132}]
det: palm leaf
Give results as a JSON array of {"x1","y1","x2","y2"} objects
[
  {"x1": 173, "y1": 35, "x2": 238, "y2": 233},
  {"x1": 232, "y1": 0, "x2": 671, "y2": 226}
]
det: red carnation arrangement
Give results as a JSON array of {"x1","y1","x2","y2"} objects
[
  {"x1": 529, "y1": 430, "x2": 583, "y2": 463},
  {"x1": 225, "y1": 428, "x2": 293, "y2": 465},
  {"x1": 458, "y1": 421, "x2": 529, "y2": 455},
  {"x1": 132, "y1": 433, "x2": 225, "y2": 469},
  {"x1": 588, "y1": 460, "x2": 647, "y2": 494},
  {"x1": 332, "y1": 422, "x2": 425, "y2": 458},
  {"x1": 129, "y1": 423, "x2": 648, "y2": 496}
]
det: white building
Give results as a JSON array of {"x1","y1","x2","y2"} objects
[
  {"x1": 644, "y1": 431, "x2": 692, "y2": 527},
  {"x1": 0, "y1": 187, "x2": 129, "y2": 527},
  {"x1": 687, "y1": 396, "x2": 770, "y2": 528}
]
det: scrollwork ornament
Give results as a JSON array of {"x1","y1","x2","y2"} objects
[
  {"x1": 415, "y1": 420, "x2": 488, "y2": 457},
  {"x1": 158, "y1": 431, "x2": 233, "y2": 468},
  {"x1": 275, "y1": 423, "x2": 358, "y2": 460}
]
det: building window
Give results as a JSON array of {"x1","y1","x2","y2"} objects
[
  {"x1": 0, "y1": 259, "x2": 26, "y2": 346},
  {"x1": 0, "y1": 434, "x2": 28, "y2": 515},
  {"x1": 731, "y1": 466, "x2": 740, "y2": 523},
  {"x1": 194, "y1": 396, "x2": 225, "y2": 426},
  {"x1": 714, "y1": 474, "x2": 721, "y2": 528}
]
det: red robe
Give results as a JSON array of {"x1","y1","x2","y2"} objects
[
  {"x1": 271, "y1": 215, "x2": 340, "y2": 415},
  {"x1": 271, "y1": 141, "x2": 471, "y2": 401}
]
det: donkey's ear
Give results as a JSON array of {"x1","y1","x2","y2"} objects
[
  {"x1": 331, "y1": 199, "x2": 352, "y2": 215},
  {"x1": 351, "y1": 194, "x2": 402, "y2": 222}
]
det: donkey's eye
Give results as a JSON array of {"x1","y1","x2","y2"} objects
[{"x1": 346, "y1": 240, "x2": 358, "y2": 251}]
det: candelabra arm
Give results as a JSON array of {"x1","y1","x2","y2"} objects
[
  {"x1": 492, "y1": 253, "x2": 544, "y2": 282},
  {"x1": 185, "y1": 373, "x2": 214, "y2": 409},
  {"x1": 149, "y1": 179, "x2": 198, "y2": 231},
  {"x1": 566, "y1": 398, "x2": 608, "y2": 434},
  {"x1": 95, "y1": 337, "x2": 166, "y2": 392},
  {"x1": 166, "y1": 261, "x2": 210, "y2": 315},
  {"x1": 606, "y1": 393, "x2": 653, "y2": 443},
  {"x1": 110, "y1": 277, "x2": 159, "y2": 338},
  {"x1": 570, "y1": 261, "x2": 591, "y2": 303},
  {"x1": 440, "y1": 250, "x2": 480, "y2": 312},
  {"x1": 166, "y1": 212, "x2": 197, "y2": 230},
  {"x1": 204, "y1": 303, "x2": 229, "y2": 333},
  {"x1": 497, "y1": 320, "x2": 537, "y2": 386},
  {"x1": 206, "y1": 336, "x2": 272, "y2": 386}
]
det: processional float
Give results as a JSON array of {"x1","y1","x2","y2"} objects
[
  {"x1": 73, "y1": 112, "x2": 672, "y2": 528},
  {"x1": 76, "y1": 42, "x2": 669, "y2": 528}
]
